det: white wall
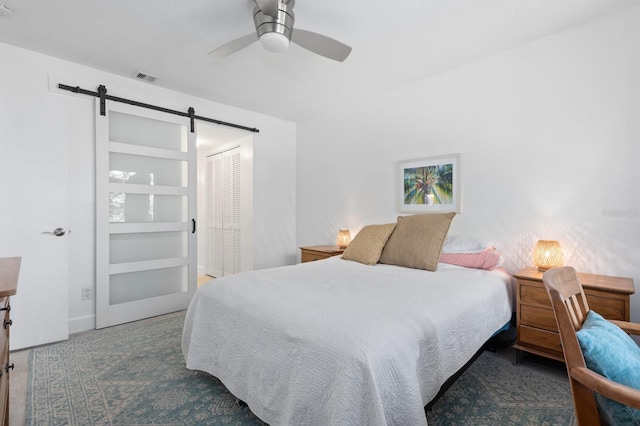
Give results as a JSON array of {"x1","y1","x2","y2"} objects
[
  {"x1": 0, "y1": 41, "x2": 296, "y2": 334},
  {"x1": 297, "y1": 7, "x2": 640, "y2": 321}
]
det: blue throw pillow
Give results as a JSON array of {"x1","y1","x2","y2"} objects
[{"x1": 577, "y1": 310, "x2": 640, "y2": 425}]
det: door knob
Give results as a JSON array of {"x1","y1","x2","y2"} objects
[{"x1": 42, "y1": 228, "x2": 65, "y2": 237}]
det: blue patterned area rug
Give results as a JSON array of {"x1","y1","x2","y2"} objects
[
  {"x1": 426, "y1": 350, "x2": 576, "y2": 425},
  {"x1": 28, "y1": 312, "x2": 575, "y2": 425}
]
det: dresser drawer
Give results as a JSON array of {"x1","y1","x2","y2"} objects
[
  {"x1": 0, "y1": 298, "x2": 8, "y2": 355},
  {"x1": 520, "y1": 304, "x2": 557, "y2": 332},
  {"x1": 300, "y1": 246, "x2": 344, "y2": 263},
  {"x1": 519, "y1": 324, "x2": 563, "y2": 356},
  {"x1": 519, "y1": 281, "x2": 627, "y2": 323},
  {"x1": 0, "y1": 342, "x2": 7, "y2": 426},
  {"x1": 586, "y1": 289, "x2": 627, "y2": 320},
  {"x1": 301, "y1": 252, "x2": 327, "y2": 262},
  {"x1": 520, "y1": 283, "x2": 552, "y2": 309},
  {"x1": 0, "y1": 298, "x2": 11, "y2": 426}
]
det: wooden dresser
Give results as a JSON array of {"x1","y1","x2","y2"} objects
[
  {"x1": 0, "y1": 257, "x2": 20, "y2": 426},
  {"x1": 513, "y1": 266, "x2": 634, "y2": 363},
  {"x1": 300, "y1": 245, "x2": 344, "y2": 263}
]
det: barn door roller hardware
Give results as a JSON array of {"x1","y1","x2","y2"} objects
[{"x1": 58, "y1": 83, "x2": 259, "y2": 134}]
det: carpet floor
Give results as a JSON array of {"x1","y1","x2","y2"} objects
[{"x1": 27, "y1": 311, "x2": 576, "y2": 425}]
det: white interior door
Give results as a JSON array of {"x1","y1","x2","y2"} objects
[
  {"x1": 0, "y1": 88, "x2": 69, "y2": 349},
  {"x1": 205, "y1": 148, "x2": 241, "y2": 278},
  {"x1": 206, "y1": 153, "x2": 223, "y2": 277},
  {"x1": 95, "y1": 99, "x2": 197, "y2": 328},
  {"x1": 224, "y1": 149, "x2": 241, "y2": 275}
]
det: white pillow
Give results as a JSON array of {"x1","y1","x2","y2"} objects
[{"x1": 441, "y1": 235, "x2": 493, "y2": 254}]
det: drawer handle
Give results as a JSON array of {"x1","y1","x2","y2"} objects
[
  {"x1": 3, "y1": 319, "x2": 11, "y2": 329},
  {"x1": 0, "y1": 304, "x2": 9, "y2": 312},
  {"x1": 4, "y1": 363, "x2": 13, "y2": 373}
]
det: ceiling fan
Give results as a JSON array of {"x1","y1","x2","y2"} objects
[{"x1": 209, "y1": 0, "x2": 352, "y2": 62}]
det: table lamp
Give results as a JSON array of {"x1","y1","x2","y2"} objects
[{"x1": 533, "y1": 240, "x2": 563, "y2": 271}]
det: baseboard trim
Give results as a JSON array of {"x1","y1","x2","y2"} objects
[{"x1": 69, "y1": 314, "x2": 96, "y2": 334}]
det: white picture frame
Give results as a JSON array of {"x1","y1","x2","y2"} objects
[{"x1": 397, "y1": 153, "x2": 460, "y2": 213}]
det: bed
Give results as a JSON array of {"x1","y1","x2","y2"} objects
[{"x1": 182, "y1": 225, "x2": 513, "y2": 425}]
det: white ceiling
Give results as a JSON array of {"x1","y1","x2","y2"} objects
[{"x1": 0, "y1": 0, "x2": 637, "y2": 123}]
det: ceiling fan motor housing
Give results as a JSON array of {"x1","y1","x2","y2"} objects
[{"x1": 253, "y1": 0, "x2": 295, "y2": 41}]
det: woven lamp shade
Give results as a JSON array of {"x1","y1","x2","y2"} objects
[
  {"x1": 336, "y1": 229, "x2": 352, "y2": 249},
  {"x1": 533, "y1": 240, "x2": 563, "y2": 271}
]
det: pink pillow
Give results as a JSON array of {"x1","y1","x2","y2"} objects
[{"x1": 439, "y1": 247, "x2": 502, "y2": 270}]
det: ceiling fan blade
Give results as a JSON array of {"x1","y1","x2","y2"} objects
[
  {"x1": 291, "y1": 29, "x2": 352, "y2": 62},
  {"x1": 254, "y1": 0, "x2": 280, "y2": 18},
  {"x1": 208, "y1": 33, "x2": 258, "y2": 58}
]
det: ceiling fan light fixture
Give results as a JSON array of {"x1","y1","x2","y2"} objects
[
  {"x1": 259, "y1": 32, "x2": 290, "y2": 53},
  {"x1": 209, "y1": 0, "x2": 351, "y2": 62}
]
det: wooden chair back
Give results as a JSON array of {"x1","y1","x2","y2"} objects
[{"x1": 542, "y1": 266, "x2": 601, "y2": 425}]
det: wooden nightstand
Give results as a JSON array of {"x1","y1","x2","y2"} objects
[
  {"x1": 513, "y1": 266, "x2": 634, "y2": 363},
  {"x1": 300, "y1": 245, "x2": 344, "y2": 263}
]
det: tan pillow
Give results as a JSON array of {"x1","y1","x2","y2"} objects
[
  {"x1": 379, "y1": 212, "x2": 456, "y2": 271},
  {"x1": 342, "y1": 224, "x2": 397, "y2": 265}
]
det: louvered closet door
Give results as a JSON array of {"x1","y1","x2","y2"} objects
[
  {"x1": 95, "y1": 99, "x2": 197, "y2": 329},
  {"x1": 206, "y1": 154, "x2": 224, "y2": 278},
  {"x1": 205, "y1": 148, "x2": 241, "y2": 278}
]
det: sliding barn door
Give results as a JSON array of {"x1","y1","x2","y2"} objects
[
  {"x1": 205, "y1": 148, "x2": 241, "y2": 278},
  {"x1": 95, "y1": 100, "x2": 197, "y2": 328}
]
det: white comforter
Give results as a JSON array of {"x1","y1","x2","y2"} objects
[{"x1": 182, "y1": 257, "x2": 512, "y2": 426}]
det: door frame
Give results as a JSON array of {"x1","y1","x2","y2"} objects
[{"x1": 197, "y1": 134, "x2": 254, "y2": 277}]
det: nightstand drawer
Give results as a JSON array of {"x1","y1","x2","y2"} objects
[
  {"x1": 300, "y1": 246, "x2": 344, "y2": 263},
  {"x1": 520, "y1": 283, "x2": 552, "y2": 309},
  {"x1": 585, "y1": 290, "x2": 627, "y2": 320},
  {"x1": 519, "y1": 325, "x2": 562, "y2": 355},
  {"x1": 301, "y1": 252, "x2": 327, "y2": 262},
  {"x1": 520, "y1": 305, "x2": 557, "y2": 332},
  {"x1": 520, "y1": 282, "x2": 627, "y2": 320}
]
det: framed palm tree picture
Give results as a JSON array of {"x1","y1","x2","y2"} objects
[{"x1": 398, "y1": 153, "x2": 460, "y2": 213}]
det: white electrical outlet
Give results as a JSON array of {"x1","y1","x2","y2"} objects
[{"x1": 82, "y1": 287, "x2": 92, "y2": 300}]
